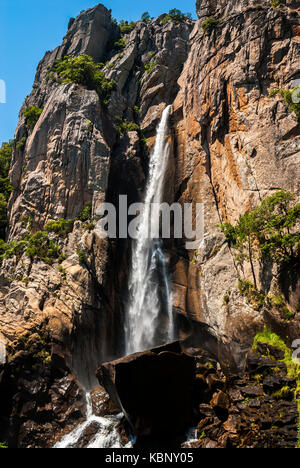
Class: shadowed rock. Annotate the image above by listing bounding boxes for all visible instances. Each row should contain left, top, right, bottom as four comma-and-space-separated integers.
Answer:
97, 342, 195, 442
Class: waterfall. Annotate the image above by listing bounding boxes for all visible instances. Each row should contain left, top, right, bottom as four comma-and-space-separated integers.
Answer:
125, 105, 174, 355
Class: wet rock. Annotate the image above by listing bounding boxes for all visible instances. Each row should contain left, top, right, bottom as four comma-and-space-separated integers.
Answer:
76, 421, 102, 448
90, 386, 119, 417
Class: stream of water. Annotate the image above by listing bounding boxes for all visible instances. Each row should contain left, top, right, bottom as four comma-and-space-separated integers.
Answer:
54, 393, 132, 449
125, 105, 174, 355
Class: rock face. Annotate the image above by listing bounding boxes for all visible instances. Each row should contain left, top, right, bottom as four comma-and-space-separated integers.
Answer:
182, 343, 299, 449
0, 0, 299, 448
97, 342, 196, 443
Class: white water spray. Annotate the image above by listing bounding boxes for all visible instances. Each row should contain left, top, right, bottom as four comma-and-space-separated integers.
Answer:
125, 105, 174, 355
54, 392, 131, 449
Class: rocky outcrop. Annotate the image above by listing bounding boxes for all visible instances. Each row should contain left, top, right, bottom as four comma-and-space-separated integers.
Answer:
183, 342, 299, 449
97, 342, 196, 445
0, 0, 299, 448
171, 0, 300, 346
0, 338, 85, 448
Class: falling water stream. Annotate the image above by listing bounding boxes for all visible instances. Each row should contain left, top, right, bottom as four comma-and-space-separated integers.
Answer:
54, 106, 174, 448
125, 105, 174, 354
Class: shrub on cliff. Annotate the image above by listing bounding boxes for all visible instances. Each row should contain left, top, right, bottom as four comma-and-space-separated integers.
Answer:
23, 106, 43, 130
119, 20, 136, 35
25, 231, 61, 264
115, 117, 140, 135
16, 136, 27, 151
113, 37, 126, 50
201, 17, 221, 34
47, 55, 116, 105
161, 9, 192, 26
220, 190, 300, 287
141, 12, 151, 23
0, 141, 13, 239
269, 87, 300, 124
45, 218, 74, 237
77, 203, 92, 222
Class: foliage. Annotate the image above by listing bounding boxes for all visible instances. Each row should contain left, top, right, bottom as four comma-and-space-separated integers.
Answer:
141, 12, 151, 23
114, 37, 126, 50
201, 17, 221, 34
0, 141, 13, 239
23, 106, 43, 130
0, 202, 93, 267
115, 118, 140, 134
133, 105, 140, 115
145, 59, 157, 74
253, 327, 300, 447
220, 190, 300, 287
0, 194, 8, 240
77, 203, 92, 222
269, 87, 300, 123
16, 136, 27, 151
47, 55, 116, 105
6, 332, 52, 367
45, 218, 74, 237
238, 279, 266, 311
161, 9, 192, 25
86, 120, 94, 134
77, 248, 86, 265
25, 231, 61, 264
119, 20, 136, 35
270, 0, 281, 7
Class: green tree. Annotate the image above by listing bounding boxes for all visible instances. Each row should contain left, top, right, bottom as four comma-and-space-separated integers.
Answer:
119, 20, 136, 34
161, 9, 191, 25
141, 12, 151, 23
48, 55, 116, 105
220, 190, 300, 288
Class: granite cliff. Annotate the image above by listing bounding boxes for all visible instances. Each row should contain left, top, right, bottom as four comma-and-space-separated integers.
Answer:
0, 0, 299, 448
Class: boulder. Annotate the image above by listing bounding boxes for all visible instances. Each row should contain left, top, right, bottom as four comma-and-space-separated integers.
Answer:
97, 342, 195, 440
90, 386, 119, 417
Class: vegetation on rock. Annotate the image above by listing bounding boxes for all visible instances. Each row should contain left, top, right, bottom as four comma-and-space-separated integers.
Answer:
270, 0, 281, 7
6, 331, 52, 367
113, 37, 126, 50
0, 203, 93, 266
141, 12, 151, 23
145, 59, 157, 74
115, 117, 140, 134
16, 136, 27, 151
269, 87, 300, 124
161, 9, 192, 25
23, 106, 43, 130
252, 328, 300, 446
0, 141, 13, 239
201, 17, 221, 34
47, 54, 116, 106
119, 20, 136, 35
220, 190, 300, 287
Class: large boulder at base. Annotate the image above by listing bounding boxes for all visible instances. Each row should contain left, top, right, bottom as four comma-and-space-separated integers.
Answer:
96, 342, 195, 440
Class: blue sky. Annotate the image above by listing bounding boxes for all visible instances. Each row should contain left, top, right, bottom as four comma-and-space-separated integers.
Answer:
0, 0, 197, 145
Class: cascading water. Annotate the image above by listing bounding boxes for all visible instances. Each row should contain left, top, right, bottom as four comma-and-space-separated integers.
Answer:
54, 392, 132, 449
125, 105, 174, 355
54, 106, 174, 448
